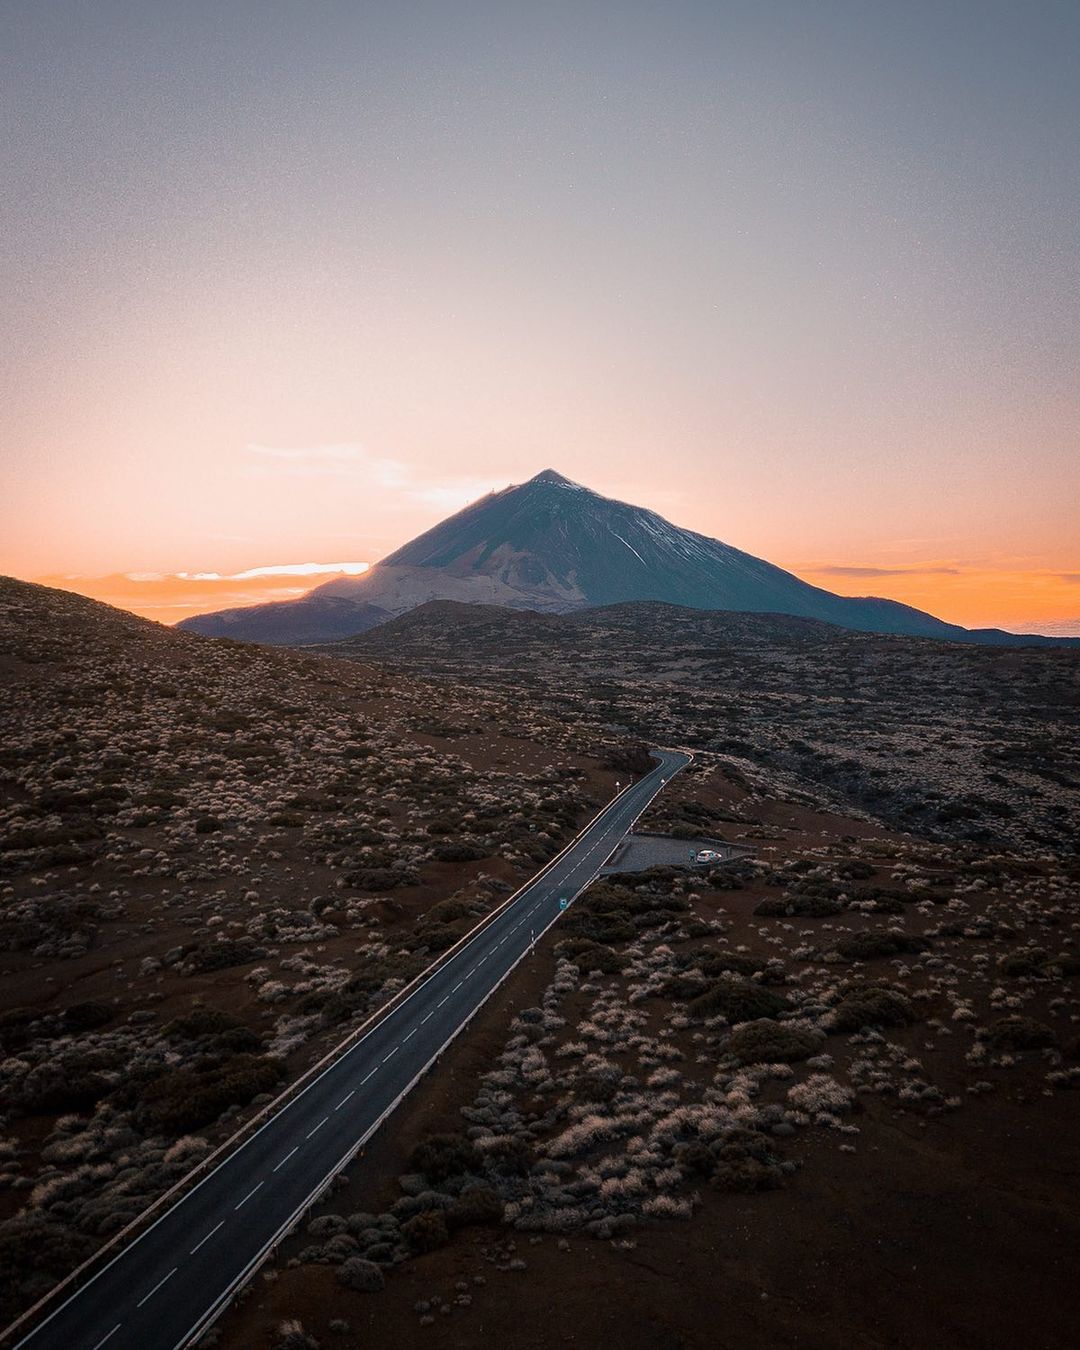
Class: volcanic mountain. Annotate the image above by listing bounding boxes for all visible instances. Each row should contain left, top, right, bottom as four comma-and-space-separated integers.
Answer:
178, 469, 1068, 646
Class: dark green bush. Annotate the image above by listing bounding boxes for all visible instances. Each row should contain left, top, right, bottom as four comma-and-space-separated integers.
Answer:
554, 939, 627, 974
448, 1185, 505, 1229
433, 841, 489, 862
215, 1025, 265, 1053
482, 1135, 533, 1176
987, 1016, 1057, 1051
831, 984, 917, 1031
408, 1132, 479, 1183
133, 1053, 286, 1133
185, 938, 263, 973
754, 894, 844, 918
726, 1018, 825, 1064
698, 952, 766, 979
835, 930, 929, 961
0, 1215, 93, 1322
658, 974, 710, 1001
165, 1006, 241, 1039
401, 1209, 449, 1252
688, 979, 788, 1023
336, 1256, 385, 1291
997, 949, 1048, 978
709, 1129, 786, 1192
559, 909, 636, 944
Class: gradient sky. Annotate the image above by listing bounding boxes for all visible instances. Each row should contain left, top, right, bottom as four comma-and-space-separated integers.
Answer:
2, 0, 1078, 631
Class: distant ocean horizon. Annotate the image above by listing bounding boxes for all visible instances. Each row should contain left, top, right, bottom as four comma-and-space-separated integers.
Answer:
1000, 619, 1080, 637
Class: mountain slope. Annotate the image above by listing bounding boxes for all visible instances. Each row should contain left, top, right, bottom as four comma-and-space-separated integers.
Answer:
179, 469, 1073, 646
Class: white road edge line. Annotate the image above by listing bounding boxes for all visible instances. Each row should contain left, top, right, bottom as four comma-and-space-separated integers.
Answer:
190, 1221, 224, 1255
90, 1325, 121, 1350
234, 1182, 263, 1210
136, 1267, 177, 1308
272, 1147, 298, 1172
335, 1091, 355, 1111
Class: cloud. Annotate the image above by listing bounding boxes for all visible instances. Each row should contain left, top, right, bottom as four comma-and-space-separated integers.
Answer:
245, 443, 410, 485
1058, 573, 1080, 585
816, 564, 961, 578
243, 443, 503, 512
174, 561, 370, 581
410, 479, 501, 513
34, 564, 371, 624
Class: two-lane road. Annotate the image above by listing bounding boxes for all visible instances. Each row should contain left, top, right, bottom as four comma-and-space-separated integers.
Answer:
15, 749, 690, 1350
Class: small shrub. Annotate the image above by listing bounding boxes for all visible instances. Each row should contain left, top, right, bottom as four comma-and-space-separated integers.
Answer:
401, 1209, 449, 1253
754, 894, 844, 918
165, 1007, 241, 1039
448, 1185, 505, 1229
726, 1019, 825, 1064
336, 1256, 385, 1292
831, 985, 917, 1032
987, 1016, 1057, 1051
688, 979, 787, 1023
835, 931, 928, 961
997, 949, 1048, 978
131, 1054, 286, 1133
408, 1133, 479, 1183
273, 1320, 319, 1350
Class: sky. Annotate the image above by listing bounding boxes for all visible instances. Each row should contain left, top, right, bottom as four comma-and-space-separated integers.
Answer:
2, 0, 1077, 632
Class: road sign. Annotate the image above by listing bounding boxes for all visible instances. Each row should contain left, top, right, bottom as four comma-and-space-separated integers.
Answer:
559, 897, 569, 910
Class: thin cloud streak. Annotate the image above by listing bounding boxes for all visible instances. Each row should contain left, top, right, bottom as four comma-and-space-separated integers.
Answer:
243, 444, 503, 512
816, 564, 962, 578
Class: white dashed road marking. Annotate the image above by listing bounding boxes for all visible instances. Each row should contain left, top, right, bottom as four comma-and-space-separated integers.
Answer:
273, 1146, 298, 1172
136, 1268, 177, 1307
305, 1118, 328, 1140
360, 1067, 378, 1084
91, 1325, 122, 1350
190, 1220, 224, 1254
335, 1090, 355, 1110
235, 1182, 263, 1210
402, 1028, 416, 1042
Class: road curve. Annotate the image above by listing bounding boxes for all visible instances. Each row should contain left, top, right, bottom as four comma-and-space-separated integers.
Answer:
14, 749, 690, 1350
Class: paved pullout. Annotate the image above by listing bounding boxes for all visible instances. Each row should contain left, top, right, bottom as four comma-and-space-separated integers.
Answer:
14, 749, 690, 1350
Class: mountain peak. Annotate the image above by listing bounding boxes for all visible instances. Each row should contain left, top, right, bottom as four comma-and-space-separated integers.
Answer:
178, 468, 1068, 648
527, 468, 578, 487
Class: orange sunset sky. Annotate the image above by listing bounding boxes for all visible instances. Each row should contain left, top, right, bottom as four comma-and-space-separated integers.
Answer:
2, 2, 1078, 635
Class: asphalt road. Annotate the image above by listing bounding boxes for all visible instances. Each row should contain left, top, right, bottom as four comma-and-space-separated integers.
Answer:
16, 748, 690, 1350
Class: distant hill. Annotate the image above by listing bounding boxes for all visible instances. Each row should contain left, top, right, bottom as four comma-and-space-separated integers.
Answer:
172, 592, 390, 645
179, 469, 1077, 647
335, 598, 849, 662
